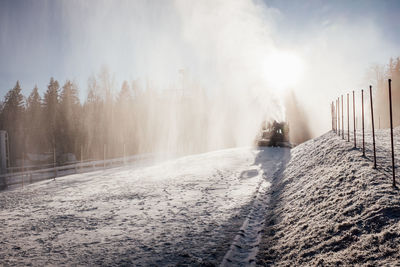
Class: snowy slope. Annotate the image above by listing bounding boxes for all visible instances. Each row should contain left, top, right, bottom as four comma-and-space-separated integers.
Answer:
0, 147, 289, 266
257, 128, 400, 266
2, 128, 399, 266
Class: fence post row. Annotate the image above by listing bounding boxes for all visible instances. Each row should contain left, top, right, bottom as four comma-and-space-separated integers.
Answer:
332, 80, 395, 185
388, 79, 396, 187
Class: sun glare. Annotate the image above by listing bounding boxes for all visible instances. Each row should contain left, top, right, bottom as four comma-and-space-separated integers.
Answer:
264, 50, 304, 90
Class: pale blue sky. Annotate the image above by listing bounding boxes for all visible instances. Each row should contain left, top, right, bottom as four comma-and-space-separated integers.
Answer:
0, 0, 399, 100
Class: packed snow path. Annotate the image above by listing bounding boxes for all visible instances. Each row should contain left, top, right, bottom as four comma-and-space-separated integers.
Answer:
0, 147, 289, 266
220, 178, 272, 266
220, 156, 286, 266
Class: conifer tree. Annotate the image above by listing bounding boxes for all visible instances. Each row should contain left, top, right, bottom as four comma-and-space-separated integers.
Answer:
59, 80, 82, 158
43, 77, 60, 154
58, 81, 83, 158
1, 81, 25, 165
115, 81, 134, 155
83, 76, 105, 159
26, 85, 44, 153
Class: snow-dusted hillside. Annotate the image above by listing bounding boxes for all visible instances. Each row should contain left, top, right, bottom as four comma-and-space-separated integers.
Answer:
257, 128, 400, 266
1, 128, 399, 266
0, 147, 288, 266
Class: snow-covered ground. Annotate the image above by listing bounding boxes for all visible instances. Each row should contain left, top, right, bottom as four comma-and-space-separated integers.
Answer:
2, 127, 400, 266
257, 128, 400, 266
0, 147, 289, 266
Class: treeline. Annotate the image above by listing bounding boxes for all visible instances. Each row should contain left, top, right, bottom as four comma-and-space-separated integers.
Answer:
370, 57, 400, 128
0, 69, 212, 167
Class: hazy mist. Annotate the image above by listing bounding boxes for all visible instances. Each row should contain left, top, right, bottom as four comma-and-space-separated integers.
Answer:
1, 0, 399, 158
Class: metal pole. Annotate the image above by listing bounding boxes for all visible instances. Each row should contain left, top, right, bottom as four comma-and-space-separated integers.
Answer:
342, 95, 344, 139
80, 145, 83, 172
22, 152, 24, 187
123, 143, 126, 164
362, 89, 365, 156
347, 93, 350, 141
330, 102, 332, 131
338, 97, 342, 137
331, 102, 334, 131
353, 90, 356, 148
370, 86, 377, 169
334, 101, 336, 132
333, 100, 336, 132
332, 101, 336, 132
104, 144, 106, 169
379, 116, 381, 129
53, 146, 57, 178
336, 99, 338, 133
388, 79, 396, 186
337, 99, 340, 136
338, 98, 340, 136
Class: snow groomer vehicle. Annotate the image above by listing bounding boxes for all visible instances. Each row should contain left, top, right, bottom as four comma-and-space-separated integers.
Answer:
256, 120, 292, 148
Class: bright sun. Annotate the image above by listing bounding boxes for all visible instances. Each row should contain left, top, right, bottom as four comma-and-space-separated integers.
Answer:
264, 50, 304, 90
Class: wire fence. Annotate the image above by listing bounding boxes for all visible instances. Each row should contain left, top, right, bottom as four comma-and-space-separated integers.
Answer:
0, 153, 158, 189
331, 79, 397, 187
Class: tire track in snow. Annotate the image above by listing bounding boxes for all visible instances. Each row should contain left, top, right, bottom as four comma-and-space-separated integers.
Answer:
220, 162, 281, 266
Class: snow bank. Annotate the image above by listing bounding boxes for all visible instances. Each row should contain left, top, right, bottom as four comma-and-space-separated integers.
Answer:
257, 129, 400, 266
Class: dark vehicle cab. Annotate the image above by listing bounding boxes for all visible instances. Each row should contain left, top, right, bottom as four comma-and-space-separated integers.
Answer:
256, 120, 292, 148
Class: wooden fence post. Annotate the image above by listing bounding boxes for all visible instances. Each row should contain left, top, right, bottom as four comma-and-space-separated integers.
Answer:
388, 79, 396, 186
342, 95, 344, 139
336, 100, 338, 133
362, 89, 365, 156
353, 90, 356, 148
379, 116, 381, 129
124, 143, 127, 165
80, 146, 83, 172
333, 99, 337, 133
336, 98, 340, 137
53, 146, 57, 178
347, 93, 350, 141
104, 144, 106, 169
22, 152, 24, 187
370, 85, 377, 169
331, 102, 334, 131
